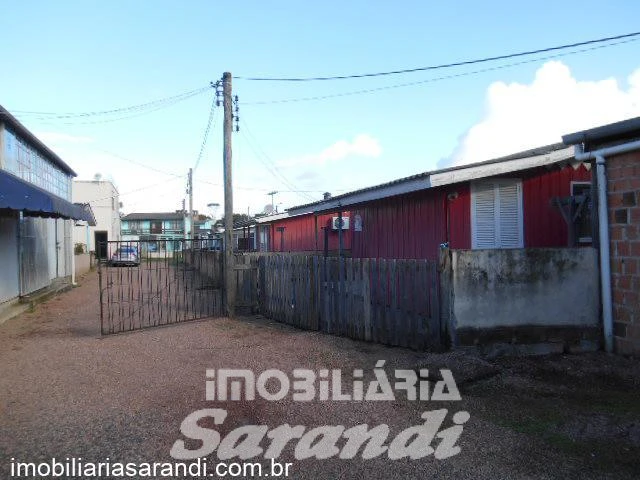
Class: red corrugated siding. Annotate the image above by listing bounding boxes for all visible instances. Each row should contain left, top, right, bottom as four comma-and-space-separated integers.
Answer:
264, 163, 591, 258
522, 164, 592, 247
269, 212, 352, 252
351, 189, 449, 260
447, 183, 472, 250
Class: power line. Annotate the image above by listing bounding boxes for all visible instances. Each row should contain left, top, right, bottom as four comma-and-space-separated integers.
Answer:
11, 85, 211, 119
85, 175, 185, 204
97, 149, 183, 177
242, 39, 638, 105
195, 178, 343, 193
239, 119, 316, 202
193, 96, 218, 171
236, 31, 640, 81
10, 88, 210, 127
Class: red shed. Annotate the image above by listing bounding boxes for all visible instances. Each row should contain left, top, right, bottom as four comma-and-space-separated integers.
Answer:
261, 143, 592, 260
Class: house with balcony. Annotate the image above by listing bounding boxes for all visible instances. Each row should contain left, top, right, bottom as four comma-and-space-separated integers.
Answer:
121, 211, 188, 254
0, 104, 91, 313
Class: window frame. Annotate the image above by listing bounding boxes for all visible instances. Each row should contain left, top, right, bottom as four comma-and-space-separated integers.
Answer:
470, 178, 524, 249
570, 181, 593, 244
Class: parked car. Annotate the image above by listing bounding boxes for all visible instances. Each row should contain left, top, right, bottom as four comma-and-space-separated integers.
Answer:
109, 246, 140, 266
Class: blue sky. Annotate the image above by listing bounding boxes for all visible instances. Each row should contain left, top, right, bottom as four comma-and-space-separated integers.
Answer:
1, 1, 639, 217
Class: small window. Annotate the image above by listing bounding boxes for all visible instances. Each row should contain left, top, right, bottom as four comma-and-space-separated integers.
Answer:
471, 179, 524, 249
571, 182, 592, 244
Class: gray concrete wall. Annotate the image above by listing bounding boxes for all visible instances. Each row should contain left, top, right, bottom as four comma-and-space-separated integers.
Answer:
451, 248, 600, 331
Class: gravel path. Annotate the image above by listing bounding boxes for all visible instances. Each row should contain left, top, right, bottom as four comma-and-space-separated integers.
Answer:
0, 271, 637, 479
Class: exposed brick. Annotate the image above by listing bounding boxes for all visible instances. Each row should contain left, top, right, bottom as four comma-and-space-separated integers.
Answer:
616, 274, 632, 290
614, 209, 629, 224
625, 291, 639, 307
623, 225, 639, 240
623, 191, 637, 206
616, 241, 630, 257
611, 152, 640, 168
614, 305, 631, 323
609, 225, 624, 241
609, 258, 623, 274
631, 207, 640, 225
626, 325, 640, 345
609, 193, 624, 208
609, 179, 628, 192
631, 241, 640, 257
623, 258, 638, 275
613, 290, 626, 304
622, 166, 639, 179
614, 321, 628, 337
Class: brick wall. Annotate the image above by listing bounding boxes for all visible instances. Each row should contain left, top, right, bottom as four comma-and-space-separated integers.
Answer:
608, 150, 640, 355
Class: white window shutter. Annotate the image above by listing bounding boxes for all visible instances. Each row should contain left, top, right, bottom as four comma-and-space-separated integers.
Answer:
472, 183, 497, 248
497, 182, 523, 248
472, 180, 523, 249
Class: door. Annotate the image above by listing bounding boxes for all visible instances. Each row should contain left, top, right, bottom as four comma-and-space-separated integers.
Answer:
95, 231, 108, 260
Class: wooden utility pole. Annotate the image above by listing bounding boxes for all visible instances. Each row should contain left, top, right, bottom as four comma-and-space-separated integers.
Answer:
188, 167, 194, 241
223, 72, 235, 317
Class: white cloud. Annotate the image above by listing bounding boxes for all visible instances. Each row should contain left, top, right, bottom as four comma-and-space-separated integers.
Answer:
278, 134, 382, 167
35, 131, 94, 144
448, 61, 640, 166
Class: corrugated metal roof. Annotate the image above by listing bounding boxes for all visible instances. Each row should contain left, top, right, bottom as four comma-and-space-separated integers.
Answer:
287, 142, 574, 215
0, 105, 77, 177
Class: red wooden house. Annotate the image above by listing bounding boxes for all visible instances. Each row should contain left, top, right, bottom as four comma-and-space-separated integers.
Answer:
257, 143, 592, 260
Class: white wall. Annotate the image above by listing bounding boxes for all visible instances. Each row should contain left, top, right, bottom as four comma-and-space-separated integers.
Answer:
72, 180, 121, 251
0, 215, 19, 303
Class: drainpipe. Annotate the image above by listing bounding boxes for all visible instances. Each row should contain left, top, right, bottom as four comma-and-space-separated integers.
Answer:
573, 139, 640, 353
71, 221, 77, 287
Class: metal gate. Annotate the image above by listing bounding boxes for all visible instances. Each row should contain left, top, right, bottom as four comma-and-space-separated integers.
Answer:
98, 239, 223, 335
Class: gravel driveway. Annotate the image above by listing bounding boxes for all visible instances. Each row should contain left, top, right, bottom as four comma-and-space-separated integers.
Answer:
0, 271, 638, 479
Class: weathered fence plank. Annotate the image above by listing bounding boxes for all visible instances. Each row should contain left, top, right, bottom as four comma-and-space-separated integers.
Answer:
234, 253, 440, 351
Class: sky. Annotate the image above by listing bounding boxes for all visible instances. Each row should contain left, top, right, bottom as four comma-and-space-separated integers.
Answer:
1, 1, 640, 218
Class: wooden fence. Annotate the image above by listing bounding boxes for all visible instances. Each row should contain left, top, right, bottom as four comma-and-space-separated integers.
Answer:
184, 252, 442, 350
257, 255, 441, 350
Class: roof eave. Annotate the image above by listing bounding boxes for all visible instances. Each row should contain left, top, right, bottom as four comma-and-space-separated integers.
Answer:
288, 145, 576, 215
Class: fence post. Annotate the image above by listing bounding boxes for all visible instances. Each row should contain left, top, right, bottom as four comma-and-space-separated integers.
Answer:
438, 247, 452, 349
362, 259, 371, 341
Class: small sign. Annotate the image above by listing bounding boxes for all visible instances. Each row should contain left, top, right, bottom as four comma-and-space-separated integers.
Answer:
354, 214, 363, 232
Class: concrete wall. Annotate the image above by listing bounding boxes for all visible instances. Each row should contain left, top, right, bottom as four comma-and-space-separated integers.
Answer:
72, 180, 120, 251
0, 215, 19, 303
446, 247, 600, 351
607, 150, 640, 355
74, 252, 91, 277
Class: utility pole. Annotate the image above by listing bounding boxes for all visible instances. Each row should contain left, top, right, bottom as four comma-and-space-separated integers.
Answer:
267, 191, 278, 212
188, 167, 194, 241
223, 72, 235, 317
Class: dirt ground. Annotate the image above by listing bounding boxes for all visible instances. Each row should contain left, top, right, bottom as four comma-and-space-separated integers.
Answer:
0, 271, 639, 479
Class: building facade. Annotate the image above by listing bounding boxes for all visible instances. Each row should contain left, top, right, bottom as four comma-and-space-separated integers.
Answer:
72, 180, 120, 258
563, 117, 640, 356
121, 212, 189, 254
259, 144, 591, 260
0, 105, 89, 306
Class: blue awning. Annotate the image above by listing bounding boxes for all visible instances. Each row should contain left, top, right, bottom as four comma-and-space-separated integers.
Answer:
0, 169, 91, 221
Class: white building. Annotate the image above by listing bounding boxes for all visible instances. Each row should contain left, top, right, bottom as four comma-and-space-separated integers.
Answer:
72, 180, 120, 258
0, 105, 90, 308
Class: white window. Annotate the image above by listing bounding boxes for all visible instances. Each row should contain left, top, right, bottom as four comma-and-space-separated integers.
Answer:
471, 179, 524, 249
